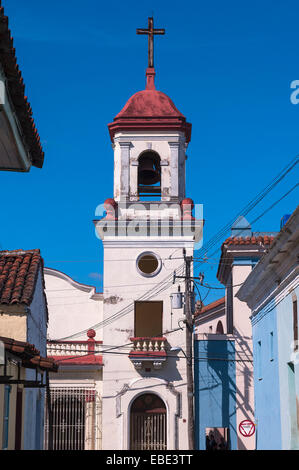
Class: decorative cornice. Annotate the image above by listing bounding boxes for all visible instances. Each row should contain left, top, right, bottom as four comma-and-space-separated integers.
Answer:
237, 208, 299, 307
119, 141, 131, 148
113, 134, 186, 143
251, 270, 299, 326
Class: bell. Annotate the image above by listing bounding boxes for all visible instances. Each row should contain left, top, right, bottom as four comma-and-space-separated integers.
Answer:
138, 157, 160, 185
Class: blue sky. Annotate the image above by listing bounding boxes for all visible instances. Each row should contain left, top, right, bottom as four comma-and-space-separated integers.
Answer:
1, 0, 298, 303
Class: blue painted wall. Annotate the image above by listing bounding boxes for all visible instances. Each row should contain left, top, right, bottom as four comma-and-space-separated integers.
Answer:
252, 304, 282, 449
252, 284, 299, 449
194, 339, 237, 450
276, 284, 299, 450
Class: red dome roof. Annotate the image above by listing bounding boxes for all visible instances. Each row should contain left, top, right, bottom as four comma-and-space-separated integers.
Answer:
115, 89, 184, 119
108, 68, 192, 142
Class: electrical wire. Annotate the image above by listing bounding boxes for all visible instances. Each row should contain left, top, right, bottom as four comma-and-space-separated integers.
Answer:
50, 156, 298, 341
50, 325, 183, 361
47, 256, 187, 264
194, 182, 299, 276
52, 343, 253, 364
193, 155, 298, 272
202, 281, 244, 290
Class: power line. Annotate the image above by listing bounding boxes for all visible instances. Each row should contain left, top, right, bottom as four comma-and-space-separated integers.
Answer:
51, 156, 298, 341
194, 182, 299, 274
51, 325, 183, 358
51, 344, 253, 364
202, 282, 244, 290
250, 183, 298, 226
193, 155, 298, 271
46, 256, 187, 264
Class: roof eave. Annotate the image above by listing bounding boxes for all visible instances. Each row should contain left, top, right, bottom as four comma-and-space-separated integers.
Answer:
0, 3, 44, 169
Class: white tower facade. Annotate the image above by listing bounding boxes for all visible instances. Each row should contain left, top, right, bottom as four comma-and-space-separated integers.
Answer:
96, 54, 202, 449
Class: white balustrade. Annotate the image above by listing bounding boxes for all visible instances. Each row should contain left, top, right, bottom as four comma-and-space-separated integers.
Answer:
47, 342, 89, 357
131, 338, 165, 353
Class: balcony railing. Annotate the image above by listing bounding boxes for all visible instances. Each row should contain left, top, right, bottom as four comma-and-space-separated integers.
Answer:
47, 341, 102, 357
130, 337, 166, 353
47, 330, 103, 367
129, 337, 167, 370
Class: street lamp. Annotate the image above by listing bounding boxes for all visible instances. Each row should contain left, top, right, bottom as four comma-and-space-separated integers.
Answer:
170, 346, 190, 363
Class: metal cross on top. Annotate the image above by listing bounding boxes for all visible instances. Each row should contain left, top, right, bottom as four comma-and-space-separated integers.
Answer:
137, 17, 165, 68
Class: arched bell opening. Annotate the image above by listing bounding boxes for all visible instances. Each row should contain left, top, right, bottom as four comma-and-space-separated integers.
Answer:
130, 393, 167, 450
138, 150, 161, 199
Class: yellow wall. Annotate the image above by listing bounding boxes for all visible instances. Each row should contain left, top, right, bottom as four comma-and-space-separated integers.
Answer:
0, 306, 27, 342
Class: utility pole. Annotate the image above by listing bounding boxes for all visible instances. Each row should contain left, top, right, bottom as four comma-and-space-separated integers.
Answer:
184, 249, 195, 450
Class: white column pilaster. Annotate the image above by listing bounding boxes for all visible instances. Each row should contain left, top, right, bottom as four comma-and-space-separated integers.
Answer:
161, 159, 170, 202
119, 142, 131, 201
168, 142, 180, 201
130, 158, 139, 201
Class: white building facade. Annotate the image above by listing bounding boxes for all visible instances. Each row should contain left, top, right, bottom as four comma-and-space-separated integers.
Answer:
44, 268, 103, 450
95, 65, 203, 450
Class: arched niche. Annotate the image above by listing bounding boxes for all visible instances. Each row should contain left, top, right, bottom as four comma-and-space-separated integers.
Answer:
130, 393, 167, 450
137, 150, 161, 199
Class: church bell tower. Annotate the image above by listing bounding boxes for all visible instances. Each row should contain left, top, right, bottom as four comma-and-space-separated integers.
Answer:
95, 17, 203, 450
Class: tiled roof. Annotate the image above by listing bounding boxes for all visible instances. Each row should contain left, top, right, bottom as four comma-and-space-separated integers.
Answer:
223, 235, 275, 246
0, 2, 44, 168
217, 234, 275, 284
0, 336, 58, 371
0, 249, 43, 305
195, 297, 225, 317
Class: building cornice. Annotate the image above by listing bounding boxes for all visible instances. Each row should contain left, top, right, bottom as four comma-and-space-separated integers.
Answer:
251, 270, 299, 326
236, 206, 299, 311
217, 246, 267, 285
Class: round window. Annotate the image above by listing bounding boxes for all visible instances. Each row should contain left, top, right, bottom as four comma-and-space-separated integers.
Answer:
136, 252, 161, 277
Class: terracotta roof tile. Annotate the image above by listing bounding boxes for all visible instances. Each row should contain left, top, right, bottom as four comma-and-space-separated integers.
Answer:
0, 336, 58, 372
0, 2, 44, 167
223, 235, 275, 247
0, 249, 42, 305
195, 297, 225, 317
